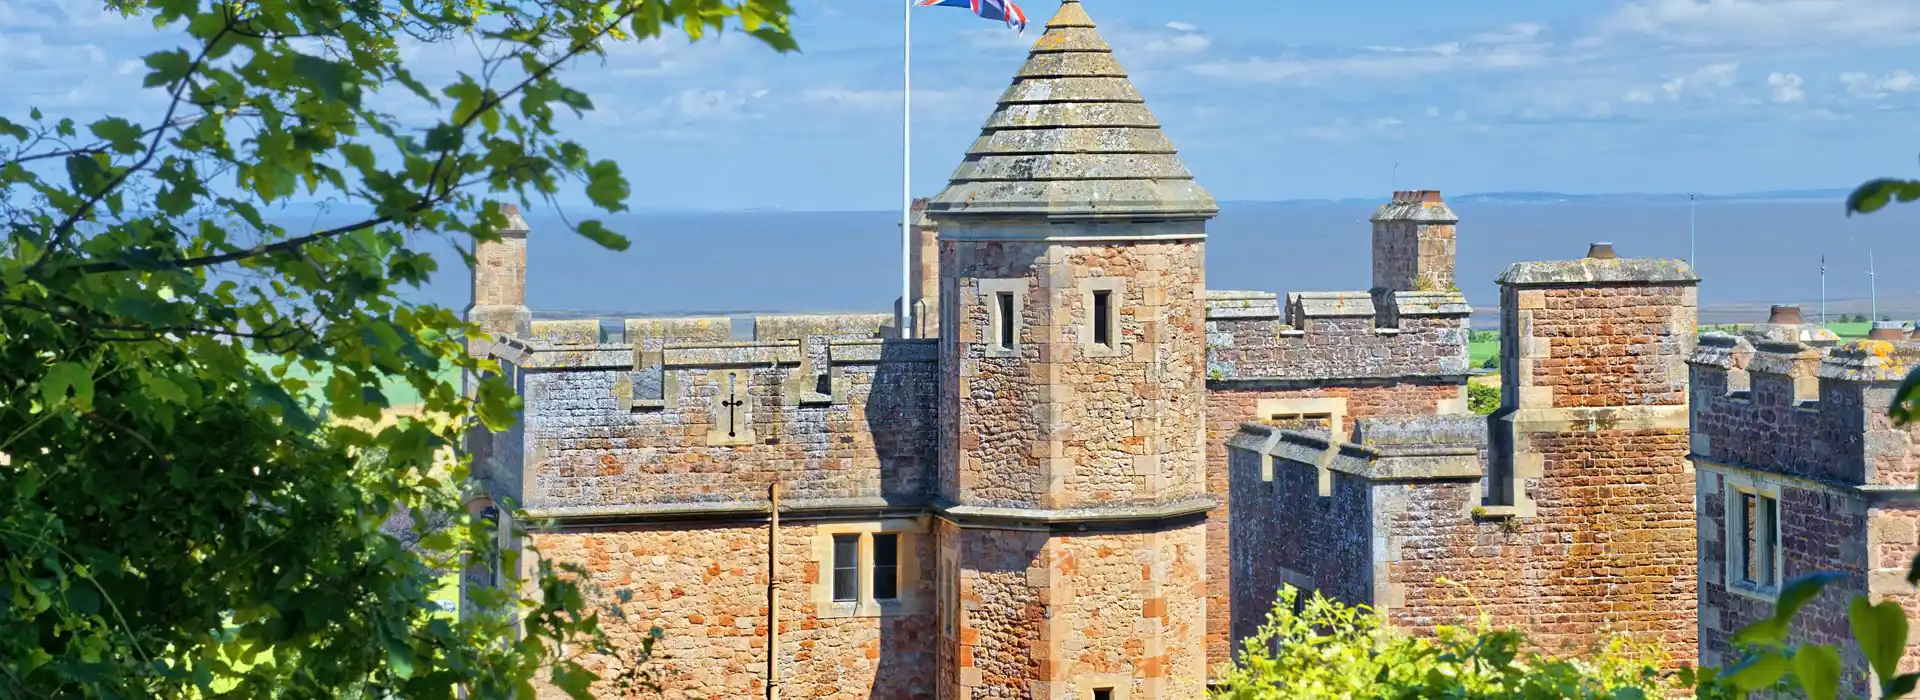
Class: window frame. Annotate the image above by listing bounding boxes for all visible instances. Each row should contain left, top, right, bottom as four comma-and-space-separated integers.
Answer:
1723, 478, 1783, 602
831, 533, 860, 602
812, 521, 925, 619
978, 279, 1026, 359
1079, 278, 1128, 358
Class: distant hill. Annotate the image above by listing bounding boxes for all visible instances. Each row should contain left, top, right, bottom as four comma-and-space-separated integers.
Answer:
1220, 188, 1855, 208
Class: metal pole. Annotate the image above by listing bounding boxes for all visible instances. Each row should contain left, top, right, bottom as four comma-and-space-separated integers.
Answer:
1820, 255, 1827, 328
1688, 192, 1696, 269
900, 0, 914, 340
767, 483, 781, 700
1870, 249, 1879, 322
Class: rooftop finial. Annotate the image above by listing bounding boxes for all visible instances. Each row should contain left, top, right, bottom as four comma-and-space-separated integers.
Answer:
1585, 242, 1618, 260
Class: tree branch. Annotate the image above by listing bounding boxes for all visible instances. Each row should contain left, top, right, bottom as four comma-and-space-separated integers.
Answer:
31, 19, 235, 273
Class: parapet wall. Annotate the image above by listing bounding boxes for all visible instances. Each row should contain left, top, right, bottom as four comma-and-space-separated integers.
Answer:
1225, 417, 1486, 643
1689, 334, 1920, 486
485, 312, 939, 518
1203, 289, 1471, 383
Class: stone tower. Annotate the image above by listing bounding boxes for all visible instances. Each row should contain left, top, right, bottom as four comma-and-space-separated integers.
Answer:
926, 1, 1214, 697
467, 203, 533, 341
1370, 189, 1458, 293
908, 197, 941, 339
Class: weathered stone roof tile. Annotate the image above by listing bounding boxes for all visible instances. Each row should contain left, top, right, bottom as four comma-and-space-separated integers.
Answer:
926, 0, 1217, 221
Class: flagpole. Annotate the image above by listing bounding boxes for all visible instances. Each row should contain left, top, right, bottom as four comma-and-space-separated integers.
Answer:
1820, 255, 1827, 328
900, 0, 914, 339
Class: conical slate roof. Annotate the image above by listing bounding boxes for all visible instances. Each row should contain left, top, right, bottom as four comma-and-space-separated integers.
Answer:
925, 0, 1217, 222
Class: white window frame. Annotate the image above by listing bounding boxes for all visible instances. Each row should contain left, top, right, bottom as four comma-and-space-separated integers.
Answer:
1723, 477, 1783, 602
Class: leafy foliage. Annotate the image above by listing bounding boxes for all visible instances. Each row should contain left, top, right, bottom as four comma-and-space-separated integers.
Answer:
1212, 586, 1674, 699
0, 0, 793, 696
1469, 382, 1500, 414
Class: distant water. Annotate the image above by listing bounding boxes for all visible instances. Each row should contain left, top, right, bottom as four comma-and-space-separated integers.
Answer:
360, 200, 1920, 326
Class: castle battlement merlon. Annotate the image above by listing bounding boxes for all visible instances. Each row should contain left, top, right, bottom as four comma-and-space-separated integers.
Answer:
1205, 288, 1471, 383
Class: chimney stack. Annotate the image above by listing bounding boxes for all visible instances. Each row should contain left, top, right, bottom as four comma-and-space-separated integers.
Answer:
1766, 305, 1805, 326
1585, 242, 1618, 260
1868, 321, 1907, 341
1370, 189, 1459, 293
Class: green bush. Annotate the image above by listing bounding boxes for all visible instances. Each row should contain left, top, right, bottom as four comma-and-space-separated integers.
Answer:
1469, 382, 1501, 414
1212, 586, 1673, 699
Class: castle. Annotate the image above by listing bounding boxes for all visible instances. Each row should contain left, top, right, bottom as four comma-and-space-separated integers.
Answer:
458, 1, 1920, 697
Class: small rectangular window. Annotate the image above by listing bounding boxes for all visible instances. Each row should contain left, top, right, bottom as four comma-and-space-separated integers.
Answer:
872, 534, 900, 601
832, 534, 859, 602
997, 292, 1015, 350
1092, 290, 1112, 347
1735, 491, 1779, 590
1093, 689, 1114, 700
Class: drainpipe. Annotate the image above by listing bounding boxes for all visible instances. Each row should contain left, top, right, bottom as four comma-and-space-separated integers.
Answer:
767, 483, 781, 700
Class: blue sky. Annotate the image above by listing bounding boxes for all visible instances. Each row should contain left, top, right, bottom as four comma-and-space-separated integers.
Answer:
5, 0, 1920, 211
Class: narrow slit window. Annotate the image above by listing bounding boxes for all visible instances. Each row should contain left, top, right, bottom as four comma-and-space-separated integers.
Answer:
872, 534, 900, 601
831, 534, 859, 602
997, 292, 1016, 350
1759, 496, 1779, 588
1093, 689, 1114, 700
1092, 290, 1113, 347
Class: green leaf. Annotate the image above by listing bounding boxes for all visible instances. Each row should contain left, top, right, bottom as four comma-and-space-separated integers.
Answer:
88, 117, 146, 155
41, 362, 95, 411
1793, 645, 1842, 700
748, 26, 800, 53
1725, 650, 1789, 691
1850, 595, 1909, 683
1890, 672, 1920, 699
574, 220, 629, 252
1776, 572, 1846, 625
141, 48, 193, 88
583, 160, 628, 212
1847, 178, 1920, 216
1733, 618, 1787, 647
1893, 368, 1920, 427
0, 117, 27, 141
292, 54, 355, 105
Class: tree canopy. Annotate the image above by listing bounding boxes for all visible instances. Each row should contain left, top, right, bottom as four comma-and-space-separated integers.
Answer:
0, 0, 793, 696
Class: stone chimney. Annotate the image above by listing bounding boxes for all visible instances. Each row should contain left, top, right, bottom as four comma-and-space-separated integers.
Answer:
468, 203, 533, 342
1370, 189, 1459, 293
1768, 305, 1805, 326
1869, 321, 1907, 341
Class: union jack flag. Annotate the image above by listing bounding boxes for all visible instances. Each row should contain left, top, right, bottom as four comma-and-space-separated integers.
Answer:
917, 0, 1029, 34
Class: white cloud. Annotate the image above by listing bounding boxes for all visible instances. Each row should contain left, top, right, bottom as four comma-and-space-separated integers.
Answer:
1425, 105, 1441, 117
1765, 72, 1804, 103
1840, 70, 1920, 98
662, 89, 764, 121
1189, 39, 1549, 84
1658, 62, 1739, 100
1144, 33, 1211, 53
1596, 0, 1920, 48
1471, 23, 1545, 44
1165, 21, 1198, 32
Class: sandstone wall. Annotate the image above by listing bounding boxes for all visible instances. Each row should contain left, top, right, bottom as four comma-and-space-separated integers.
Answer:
1200, 289, 1470, 671
1689, 336, 1920, 689
941, 238, 1208, 511
497, 316, 938, 514
531, 522, 937, 700
952, 524, 1208, 700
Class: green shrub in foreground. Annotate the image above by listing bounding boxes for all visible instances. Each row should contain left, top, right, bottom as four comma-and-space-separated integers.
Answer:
1212, 586, 1672, 699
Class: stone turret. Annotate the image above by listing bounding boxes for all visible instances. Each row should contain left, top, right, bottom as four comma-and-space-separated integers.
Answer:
467, 203, 533, 341
926, 1, 1213, 697
905, 197, 940, 339
1370, 189, 1458, 294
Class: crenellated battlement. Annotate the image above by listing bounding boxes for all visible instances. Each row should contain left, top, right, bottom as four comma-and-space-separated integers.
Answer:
1689, 332, 1920, 485
1203, 288, 1471, 383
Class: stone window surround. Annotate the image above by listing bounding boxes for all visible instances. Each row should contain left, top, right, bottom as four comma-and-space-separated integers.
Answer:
1079, 277, 1128, 358
1722, 472, 1783, 603
978, 278, 1027, 358
1254, 397, 1348, 442
811, 519, 927, 619
1076, 674, 1132, 700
